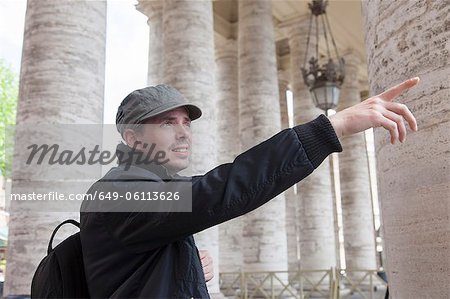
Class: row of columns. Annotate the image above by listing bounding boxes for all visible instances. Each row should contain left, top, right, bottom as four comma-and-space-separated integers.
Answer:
6, 1, 448, 298
3, 0, 374, 295
139, 0, 379, 293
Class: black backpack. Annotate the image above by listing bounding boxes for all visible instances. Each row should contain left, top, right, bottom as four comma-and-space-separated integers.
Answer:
31, 219, 90, 298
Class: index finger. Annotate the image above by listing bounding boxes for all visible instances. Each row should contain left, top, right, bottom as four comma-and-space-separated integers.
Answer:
379, 77, 420, 101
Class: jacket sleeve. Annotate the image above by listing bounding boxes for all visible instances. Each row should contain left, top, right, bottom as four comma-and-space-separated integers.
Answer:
99, 114, 342, 253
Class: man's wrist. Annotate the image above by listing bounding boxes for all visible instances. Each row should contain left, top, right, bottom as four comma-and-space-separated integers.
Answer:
327, 114, 343, 138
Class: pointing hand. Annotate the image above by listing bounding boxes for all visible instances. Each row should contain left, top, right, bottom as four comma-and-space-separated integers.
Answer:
328, 77, 419, 144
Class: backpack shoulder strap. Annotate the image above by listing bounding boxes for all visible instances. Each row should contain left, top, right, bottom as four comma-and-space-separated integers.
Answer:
48, 219, 80, 254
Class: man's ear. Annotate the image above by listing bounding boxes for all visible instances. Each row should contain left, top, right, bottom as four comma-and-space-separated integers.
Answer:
123, 129, 140, 149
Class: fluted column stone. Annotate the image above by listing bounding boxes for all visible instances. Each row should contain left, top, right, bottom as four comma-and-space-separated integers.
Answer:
4, 0, 106, 295
362, 1, 450, 297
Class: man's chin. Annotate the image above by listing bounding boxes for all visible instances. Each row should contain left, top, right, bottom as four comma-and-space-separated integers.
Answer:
164, 158, 190, 175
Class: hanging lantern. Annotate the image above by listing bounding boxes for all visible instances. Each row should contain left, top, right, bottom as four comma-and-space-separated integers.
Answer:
301, 0, 345, 111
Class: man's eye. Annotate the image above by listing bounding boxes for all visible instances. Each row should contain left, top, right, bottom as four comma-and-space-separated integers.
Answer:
184, 122, 191, 128
161, 122, 174, 127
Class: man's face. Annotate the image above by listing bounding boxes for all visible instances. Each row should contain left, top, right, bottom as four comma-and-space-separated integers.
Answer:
133, 107, 192, 174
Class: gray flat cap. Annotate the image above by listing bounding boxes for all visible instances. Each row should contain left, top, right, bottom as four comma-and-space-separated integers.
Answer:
116, 84, 202, 135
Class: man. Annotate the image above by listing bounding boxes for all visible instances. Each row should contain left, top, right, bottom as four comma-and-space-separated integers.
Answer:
80, 78, 419, 298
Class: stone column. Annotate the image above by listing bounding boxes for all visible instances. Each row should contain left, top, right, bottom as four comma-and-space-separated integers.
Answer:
337, 51, 377, 274
162, 1, 222, 296
137, 0, 164, 85
285, 185, 299, 278
278, 69, 290, 129
4, 0, 106, 296
238, 0, 288, 278
278, 69, 299, 277
362, 1, 450, 297
286, 17, 337, 273
214, 36, 242, 295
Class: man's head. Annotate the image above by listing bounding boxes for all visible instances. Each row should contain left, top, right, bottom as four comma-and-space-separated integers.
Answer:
116, 84, 202, 174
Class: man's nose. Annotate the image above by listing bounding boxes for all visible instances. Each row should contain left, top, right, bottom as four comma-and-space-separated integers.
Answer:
175, 124, 190, 139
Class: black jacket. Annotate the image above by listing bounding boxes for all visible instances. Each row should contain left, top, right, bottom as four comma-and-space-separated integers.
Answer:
80, 114, 342, 298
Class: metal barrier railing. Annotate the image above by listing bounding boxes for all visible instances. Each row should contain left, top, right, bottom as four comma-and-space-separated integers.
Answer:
336, 269, 388, 299
220, 269, 334, 298
219, 268, 388, 299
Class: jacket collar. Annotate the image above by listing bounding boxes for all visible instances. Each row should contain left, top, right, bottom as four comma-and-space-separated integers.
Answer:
115, 142, 174, 179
